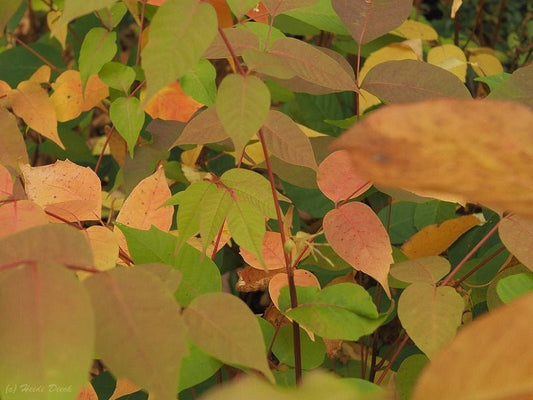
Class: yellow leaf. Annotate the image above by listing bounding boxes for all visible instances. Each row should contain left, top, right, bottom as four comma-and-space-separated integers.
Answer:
451, 0, 463, 18
413, 293, 533, 400
359, 43, 418, 83
29, 65, 51, 83
469, 53, 504, 77
428, 44, 467, 82
181, 145, 203, 167
84, 226, 119, 272
47, 10, 67, 49
50, 70, 84, 122
359, 89, 381, 114
392, 20, 438, 41
8, 80, 63, 149
333, 99, 533, 219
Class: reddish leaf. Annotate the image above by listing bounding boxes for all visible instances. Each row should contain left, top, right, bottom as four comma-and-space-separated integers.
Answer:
173, 106, 228, 146
332, 0, 413, 44
114, 168, 174, 254
21, 159, 102, 222
498, 215, 533, 272
323, 202, 392, 297
0, 200, 49, 238
144, 81, 203, 122
8, 80, 63, 149
317, 150, 371, 203
240, 231, 287, 270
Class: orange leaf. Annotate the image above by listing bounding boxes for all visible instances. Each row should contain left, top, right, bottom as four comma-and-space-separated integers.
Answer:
76, 384, 98, 400
0, 80, 11, 97
317, 150, 371, 203
236, 265, 284, 292
82, 74, 109, 112
21, 160, 102, 222
109, 378, 156, 400
114, 167, 174, 254
0, 200, 49, 238
245, 2, 269, 23
268, 269, 320, 312
207, 0, 234, 28
8, 80, 63, 149
323, 202, 392, 297
0, 164, 13, 199
401, 215, 483, 259
333, 99, 533, 218
240, 231, 288, 270
144, 81, 203, 122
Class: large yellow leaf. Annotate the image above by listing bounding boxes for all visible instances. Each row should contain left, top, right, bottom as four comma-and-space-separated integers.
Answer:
401, 215, 483, 258
8, 80, 63, 149
427, 44, 467, 82
21, 160, 102, 222
114, 168, 173, 254
333, 99, 533, 218
412, 292, 533, 399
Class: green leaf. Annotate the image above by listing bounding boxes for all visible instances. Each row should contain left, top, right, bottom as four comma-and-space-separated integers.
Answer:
0, 263, 94, 400
475, 72, 511, 91
268, 37, 357, 93
377, 201, 418, 245
496, 272, 533, 303
283, 0, 350, 35
110, 96, 145, 156
285, 283, 387, 340
78, 27, 117, 88
227, 0, 259, 19
227, 199, 266, 265
390, 256, 451, 285
396, 354, 429, 400
141, 0, 218, 102
221, 168, 279, 218
181, 59, 217, 106
398, 283, 464, 358
198, 187, 233, 252
183, 292, 274, 382
272, 325, 325, 369
216, 74, 271, 157
84, 268, 188, 400
116, 224, 178, 264
362, 60, 472, 102
332, 0, 412, 44
179, 341, 222, 391
0, 1, 22, 36
53, 0, 118, 33
98, 61, 136, 92
414, 200, 457, 230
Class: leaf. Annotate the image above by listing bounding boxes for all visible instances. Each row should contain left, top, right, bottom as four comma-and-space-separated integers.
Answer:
0, 1, 22, 37
487, 64, 533, 108
317, 150, 371, 203
469, 52, 504, 77
0, 108, 29, 170
179, 341, 222, 391
332, 98, 533, 219
236, 266, 284, 292
221, 168, 282, 218
144, 81, 202, 122
268, 37, 357, 92
84, 267, 187, 400
496, 272, 533, 303
114, 168, 173, 254
285, 283, 388, 340
183, 292, 274, 382
226, 0, 258, 19
29, 65, 51, 83
197, 186, 232, 252
268, 269, 321, 312
283, 0, 349, 35
412, 293, 533, 399
0, 263, 94, 400
240, 231, 288, 270
262, 110, 318, 170
21, 159, 102, 222
390, 256, 451, 285
181, 58, 217, 106
98, 61, 135, 92
0, 200, 49, 238
498, 215, 533, 271
173, 106, 228, 146
413, 200, 458, 230
8, 80, 63, 149
110, 96, 145, 157
78, 27, 117, 88
50, 70, 84, 122
451, 0, 462, 18
84, 226, 119, 272
427, 44, 467, 82
323, 202, 392, 297
141, 0, 217, 102
392, 20, 438, 41
47, 10, 67, 48
203, 27, 260, 59
395, 354, 429, 400
0, 164, 12, 199
227, 199, 266, 265
262, 0, 319, 15
362, 60, 471, 102
401, 215, 482, 259
272, 324, 325, 369
53, 0, 117, 32
359, 43, 418, 82
332, 0, 413, 44
81, 74, 109, 111
398, 283, 464, 358
216, 74, 271, 157
0, 224, 94, 267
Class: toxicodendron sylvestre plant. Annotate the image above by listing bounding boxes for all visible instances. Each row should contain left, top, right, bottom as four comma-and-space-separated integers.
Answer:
0, 0, 532, 399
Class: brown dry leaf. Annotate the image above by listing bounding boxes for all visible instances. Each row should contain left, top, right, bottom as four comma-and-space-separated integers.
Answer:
412, 292, 533, 400
29, 65, 51, 83
8, 80, 63, 149
144, 81, 203, 122
0, 200, 49, 238
114, 167, 174, 254
21, 160, 102, 222
333, 98, 533, 219
401, 215, 482, 258
236, 265, 284, 292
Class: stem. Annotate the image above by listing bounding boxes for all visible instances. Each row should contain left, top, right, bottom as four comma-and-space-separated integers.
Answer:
491, 0, 508, 47
9, 34, 62, 73
94, 126, 115, 173
218, 26, 246, 76
452, 245, 506, 288
376, 334, 409, 385
440, 222, 500, 287
136, 0, 147, 66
